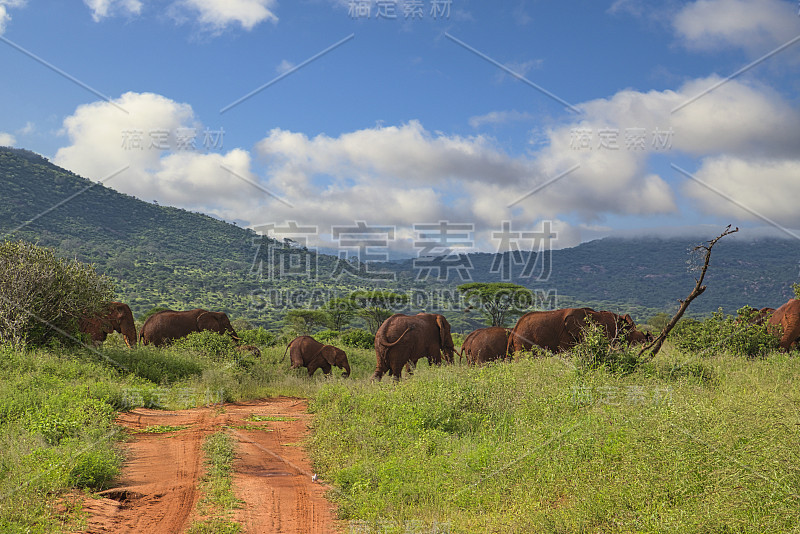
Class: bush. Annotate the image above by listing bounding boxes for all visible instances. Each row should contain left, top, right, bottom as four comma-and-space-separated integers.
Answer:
238, 327, 277, 347
339, 329, 374, 349
673, 307, 779, 358
172, 331, 237, 360
0, 241, 115, 346
572, 319, 640, 375
315, 329, 341, 344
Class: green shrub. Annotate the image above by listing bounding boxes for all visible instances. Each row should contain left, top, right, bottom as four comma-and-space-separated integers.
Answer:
673, 307, 779, 358
339, 329, 374, 349
68, 447, 121, 489
238, 327, 277, 347
572, 319, 640, 375
0, 241, 115, 346
315, 329, 341, 344
172, 331, 237, 360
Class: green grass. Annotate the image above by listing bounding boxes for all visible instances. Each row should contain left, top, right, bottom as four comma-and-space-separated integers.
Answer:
0, 332, 363, 531
3, 329, 798, 533
245, 414, 296, 422
309, 347, 800, 533
187, 431, 242, 534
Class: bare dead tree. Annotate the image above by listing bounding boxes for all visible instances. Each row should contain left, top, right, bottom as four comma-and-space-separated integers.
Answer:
638, 225, 739, 362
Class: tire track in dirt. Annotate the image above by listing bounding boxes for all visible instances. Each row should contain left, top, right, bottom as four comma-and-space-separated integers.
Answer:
80, 397, 338, 534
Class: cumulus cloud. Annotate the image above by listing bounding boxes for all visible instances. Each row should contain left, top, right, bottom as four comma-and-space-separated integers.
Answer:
54, 92, 260, 220
173, 0, 278, 32
251, 119, 680, 249
51, 73, 800, 252
0, 0, 25, 35
83, 0, 142, 22
682, 156, 800, 227
469, 110, 536, 129
673, 0, 800, 54
0, 132, 16, 146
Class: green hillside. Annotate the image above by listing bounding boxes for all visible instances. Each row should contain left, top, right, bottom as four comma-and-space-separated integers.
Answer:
1, 147, 797, 327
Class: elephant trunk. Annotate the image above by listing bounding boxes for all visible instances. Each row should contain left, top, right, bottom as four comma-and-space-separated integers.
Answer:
341, 361, 351, 378
442, 346, 455, 364
122, 324, 137, 348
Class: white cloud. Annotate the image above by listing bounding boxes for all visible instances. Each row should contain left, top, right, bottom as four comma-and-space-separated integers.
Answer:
50, 74, 800, 252
173, 0, 278, 32
276, 59, 294, 74
0, 0, 25, 35
469, 110, 535, 128
682, 156, 800, 227
16, 121, 34, 135
494, 59, 544, 84
83, 0, 142, 22
251, 119, 679, 249
0, 132, 16, 146
673, 0, 800, 54
53, 92, 260, 220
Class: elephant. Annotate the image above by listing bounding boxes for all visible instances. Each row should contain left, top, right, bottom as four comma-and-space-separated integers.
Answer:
284, 336, 350, 377
767, 299, 800, 350
507, 307, 649, 355
596, 310, 652, 344
79, 301, 137, 348
745, 307, 776, 326
140, 308, 240, 347
461, 326, 511, 365
372, 313, 455, 381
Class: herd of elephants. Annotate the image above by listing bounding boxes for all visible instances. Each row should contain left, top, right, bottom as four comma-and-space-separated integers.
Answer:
79, 298, 800, 381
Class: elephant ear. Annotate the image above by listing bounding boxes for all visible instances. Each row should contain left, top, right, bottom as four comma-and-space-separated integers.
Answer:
320, 345, 337, 365
619, 314, 635, 329
196, 312, 219, 331
436, 315, 452, 348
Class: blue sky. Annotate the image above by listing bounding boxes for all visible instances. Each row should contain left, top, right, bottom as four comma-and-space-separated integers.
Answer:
1, 0, 799, 254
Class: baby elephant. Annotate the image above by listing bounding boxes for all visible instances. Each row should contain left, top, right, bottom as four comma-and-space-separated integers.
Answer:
285, 336, 351, 377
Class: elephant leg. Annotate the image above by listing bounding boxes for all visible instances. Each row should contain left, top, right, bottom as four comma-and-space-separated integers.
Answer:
306, 357, 323, 376
389, 360, 405, 381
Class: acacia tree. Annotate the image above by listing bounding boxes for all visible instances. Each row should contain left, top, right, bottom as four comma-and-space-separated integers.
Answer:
458, 282, 533, 327
322, 297, 357, 331
285, 309, 330, 336
349, 290, 409, 333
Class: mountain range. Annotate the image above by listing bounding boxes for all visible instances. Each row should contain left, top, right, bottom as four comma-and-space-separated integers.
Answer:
1, 146, 797, 330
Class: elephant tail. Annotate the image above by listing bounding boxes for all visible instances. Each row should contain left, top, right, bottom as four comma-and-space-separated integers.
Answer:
376, 327, 413, 348
283, 340, 293, 360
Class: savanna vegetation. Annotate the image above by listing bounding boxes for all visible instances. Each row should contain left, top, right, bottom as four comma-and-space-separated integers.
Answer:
2, 149, 800, 532
2, 292, 798, 532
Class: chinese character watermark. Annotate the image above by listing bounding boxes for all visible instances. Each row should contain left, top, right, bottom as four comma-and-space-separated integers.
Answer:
121, 127, 224, 151
348, 518, 451, 533
569, 385, 673, 407
569, 127, 673, 151
331, 221, 396, 281
251, 222, 319, 282
413, 221, 474, 281
348, 0, 451, 19
491, 220, 555, 282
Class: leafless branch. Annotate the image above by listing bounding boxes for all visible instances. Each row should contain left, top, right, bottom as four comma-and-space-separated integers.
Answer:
638, 225, 739, 361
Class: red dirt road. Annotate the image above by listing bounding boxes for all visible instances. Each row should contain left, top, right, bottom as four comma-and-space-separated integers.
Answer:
81, 397, 338, 533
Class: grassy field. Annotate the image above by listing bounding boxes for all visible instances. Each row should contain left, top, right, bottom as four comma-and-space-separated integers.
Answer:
0, 333, 798, 533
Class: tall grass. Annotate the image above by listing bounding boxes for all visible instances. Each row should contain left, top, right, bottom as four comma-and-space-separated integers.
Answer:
309, 348, 800, 533
3, 328, 798, 533
0, 331, 367, 531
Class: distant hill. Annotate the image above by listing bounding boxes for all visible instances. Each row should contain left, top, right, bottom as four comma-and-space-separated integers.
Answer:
1, 147, 797, 329
386, 235, 799, 318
